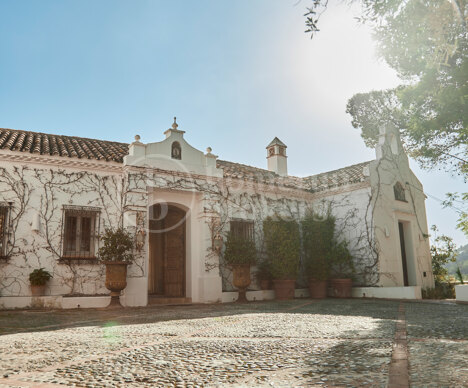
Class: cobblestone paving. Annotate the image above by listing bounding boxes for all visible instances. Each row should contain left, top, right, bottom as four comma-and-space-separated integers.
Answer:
405, 302, 468, 387
0, 299, 466, 387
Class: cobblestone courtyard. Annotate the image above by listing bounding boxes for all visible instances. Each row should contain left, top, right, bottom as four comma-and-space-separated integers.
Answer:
0, 299, 467, 387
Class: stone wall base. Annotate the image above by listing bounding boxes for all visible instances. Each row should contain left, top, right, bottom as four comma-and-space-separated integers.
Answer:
352, 286, 422, 300
455, 285, 468, 303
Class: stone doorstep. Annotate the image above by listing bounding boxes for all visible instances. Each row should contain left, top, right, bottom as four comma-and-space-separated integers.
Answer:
147, 296, 192, 305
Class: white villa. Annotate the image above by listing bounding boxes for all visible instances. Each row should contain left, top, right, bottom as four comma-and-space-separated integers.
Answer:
0, 119, 434, 309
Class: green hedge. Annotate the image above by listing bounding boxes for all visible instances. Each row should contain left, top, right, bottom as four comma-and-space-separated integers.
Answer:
302, 211, 335, 280
263, 217, 300, 280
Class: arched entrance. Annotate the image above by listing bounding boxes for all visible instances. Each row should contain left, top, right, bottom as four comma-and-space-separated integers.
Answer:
148, 204, 186, 297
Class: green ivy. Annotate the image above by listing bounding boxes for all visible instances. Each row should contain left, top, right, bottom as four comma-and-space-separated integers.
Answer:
97, 228, 135, 263
263, 217, 300, 280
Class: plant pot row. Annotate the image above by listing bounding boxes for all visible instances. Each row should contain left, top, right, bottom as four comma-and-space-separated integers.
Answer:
238, 271, 353, 300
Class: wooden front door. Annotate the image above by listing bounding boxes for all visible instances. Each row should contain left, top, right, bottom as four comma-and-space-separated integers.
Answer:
148, 205, 186, 297
164, 208, 185, 296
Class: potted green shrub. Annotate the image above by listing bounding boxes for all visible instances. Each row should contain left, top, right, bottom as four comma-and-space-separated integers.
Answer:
302, 211, 335, 299
329, 240, 355, 298
29, 268, 52, 296
263, 217, 300, 300
223, 231, 257, 302
98, 227, 135, 307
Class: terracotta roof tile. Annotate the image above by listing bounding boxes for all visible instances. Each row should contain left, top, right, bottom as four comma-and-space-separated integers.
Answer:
0, 127, 371, 191
0, 128, 129, 162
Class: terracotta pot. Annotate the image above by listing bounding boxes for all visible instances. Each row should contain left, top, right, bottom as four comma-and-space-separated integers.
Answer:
273, 279, 295, 300
308, 278, 327, 299
259, 279, 271, 290
330, 278, 352, 298
104, 261, 128, 307
232, 264, 251, 303
30, 284, 46, 296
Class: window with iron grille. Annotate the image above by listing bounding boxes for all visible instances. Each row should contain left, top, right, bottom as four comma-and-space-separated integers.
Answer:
230, 220, 254, 241
0, 205, 10, 257
62, 207, 100, 258
394, 182, 407, 202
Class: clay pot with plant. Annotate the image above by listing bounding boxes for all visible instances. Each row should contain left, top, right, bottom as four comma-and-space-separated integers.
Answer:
329, 240, 355, 298
98, 227, 135, 307
29, 268, 52, 296
263, 217, 301, 300
302, 211, 335, 299
223, 231, 257, 302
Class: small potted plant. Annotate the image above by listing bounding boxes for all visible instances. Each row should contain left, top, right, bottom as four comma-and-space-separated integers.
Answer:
223, 231, 257, 302
329, 240, 355, 298
29, 268, 52, 296
302, 212, 335, 299
263, 217, 300, 300
98, 227, 135, 307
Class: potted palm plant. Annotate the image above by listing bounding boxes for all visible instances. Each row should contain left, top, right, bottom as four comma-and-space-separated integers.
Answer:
223, 231, 257, 302
263, 217, 300, 300
329, 240, 355, 298
98, 227, 135, 307
302, 211, 335, 299
29, 268, 52, 296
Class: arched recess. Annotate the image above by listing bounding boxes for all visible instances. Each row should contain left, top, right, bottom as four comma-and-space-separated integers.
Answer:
148, 203, 187, 297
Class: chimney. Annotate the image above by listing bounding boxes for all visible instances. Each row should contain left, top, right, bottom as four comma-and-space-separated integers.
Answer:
266, 137, 287, 176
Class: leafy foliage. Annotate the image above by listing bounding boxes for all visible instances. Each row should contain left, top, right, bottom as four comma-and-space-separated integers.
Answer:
422, 283, 455, 299
328, 240, 355, 278
29, 268, 52, 286
263, 217, 301, 280
302, 210, 335, 280
97, 228, 135, 263
306, 0, 467, 238
430, 225, 458, 283
223, 232, 257, 266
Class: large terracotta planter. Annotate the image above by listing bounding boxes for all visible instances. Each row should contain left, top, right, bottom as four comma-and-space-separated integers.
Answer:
104, 261, 128, 307
30, 285, 46, 296
273, 279, 295, 300
308, 278, 327, 299
330, 278, 352, 298
232, 264, 251, 303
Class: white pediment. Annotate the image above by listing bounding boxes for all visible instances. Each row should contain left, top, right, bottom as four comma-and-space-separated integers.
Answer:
123, 119, 222, 177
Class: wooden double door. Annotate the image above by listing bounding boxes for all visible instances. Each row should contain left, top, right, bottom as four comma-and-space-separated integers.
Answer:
148, 205, 186, 297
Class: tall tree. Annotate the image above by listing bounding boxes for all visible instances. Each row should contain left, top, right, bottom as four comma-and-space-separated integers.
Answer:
306, 0, 467, 237
306, 0, 467, 176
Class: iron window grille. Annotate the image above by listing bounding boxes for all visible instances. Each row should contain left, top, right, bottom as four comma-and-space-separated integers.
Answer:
61, 206, 101, 259
230, 219, 254, 241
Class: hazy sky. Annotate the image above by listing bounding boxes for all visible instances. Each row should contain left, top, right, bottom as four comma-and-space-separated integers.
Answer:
0, 0, 466, 245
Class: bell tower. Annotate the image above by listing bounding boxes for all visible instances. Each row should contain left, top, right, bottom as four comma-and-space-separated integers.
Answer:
266, 137, 288, 176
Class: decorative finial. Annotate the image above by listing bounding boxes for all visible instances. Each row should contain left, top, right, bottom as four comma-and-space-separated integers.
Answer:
206, 147, 212, 153
172, 116, 178, 129
134, 134, 141, 142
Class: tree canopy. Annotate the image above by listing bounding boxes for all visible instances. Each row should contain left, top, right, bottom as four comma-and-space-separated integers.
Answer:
306, 0, 467, 237
306, 0, 467, 176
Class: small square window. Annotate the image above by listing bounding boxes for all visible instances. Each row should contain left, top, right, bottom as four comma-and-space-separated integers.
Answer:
62, 207, 100, 259
230, 220, 254, 241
